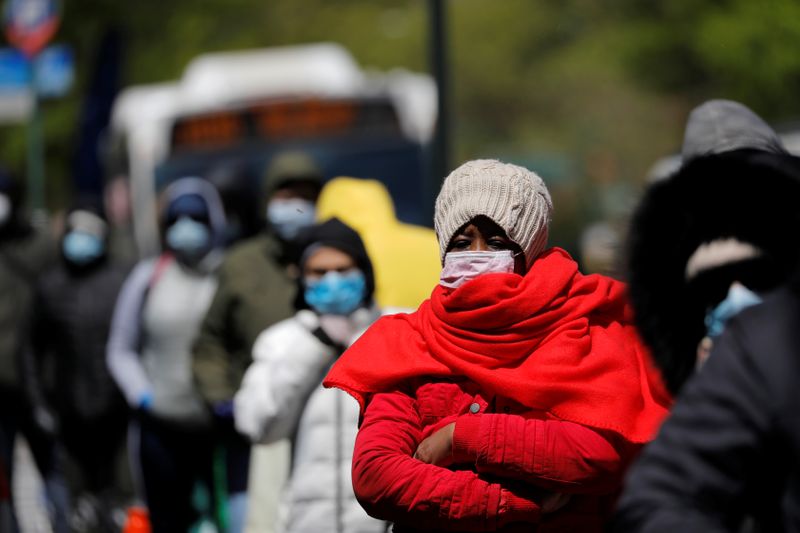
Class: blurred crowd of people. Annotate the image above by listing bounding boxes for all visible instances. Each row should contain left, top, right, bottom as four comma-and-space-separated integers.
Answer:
0, 97, 797, 533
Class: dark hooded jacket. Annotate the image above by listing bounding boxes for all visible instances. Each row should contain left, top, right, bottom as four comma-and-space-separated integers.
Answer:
626, 100, 800, 394
21, 203, 131, 420
0, 172, 54, 391
612, 280, 800, 532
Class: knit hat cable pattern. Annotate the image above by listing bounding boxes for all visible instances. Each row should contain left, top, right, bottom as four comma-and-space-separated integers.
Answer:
434, 159, 553, 268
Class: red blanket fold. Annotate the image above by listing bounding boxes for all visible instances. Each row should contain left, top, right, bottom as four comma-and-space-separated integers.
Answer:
324, 247, 671, 443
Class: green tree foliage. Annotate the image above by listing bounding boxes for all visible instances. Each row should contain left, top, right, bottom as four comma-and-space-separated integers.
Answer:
3, 0, 800, 251
616, 0, 800, 117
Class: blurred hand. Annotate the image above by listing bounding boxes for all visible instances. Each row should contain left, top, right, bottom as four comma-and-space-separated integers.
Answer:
137, 391, 154, 411
414, 422, 455, 467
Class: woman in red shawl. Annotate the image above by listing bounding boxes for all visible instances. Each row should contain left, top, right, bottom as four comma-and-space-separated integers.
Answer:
323, 159, 670, 532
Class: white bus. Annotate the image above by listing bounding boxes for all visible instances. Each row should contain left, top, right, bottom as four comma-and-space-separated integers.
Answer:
109, 42, 437, 257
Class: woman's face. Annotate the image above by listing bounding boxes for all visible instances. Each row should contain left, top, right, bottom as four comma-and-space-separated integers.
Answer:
446, 216, 526, 274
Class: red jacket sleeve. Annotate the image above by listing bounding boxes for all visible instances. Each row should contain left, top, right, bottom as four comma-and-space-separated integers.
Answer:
452, 413, 637, 494
352, 390, 542, 531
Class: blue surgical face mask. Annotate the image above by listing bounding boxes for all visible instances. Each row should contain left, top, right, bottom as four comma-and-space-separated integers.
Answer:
62, 231, 105, 265
267, 199, 316, 241
704, 283, 762, 339
304, 270, 367, 315
165, 216, 211, 256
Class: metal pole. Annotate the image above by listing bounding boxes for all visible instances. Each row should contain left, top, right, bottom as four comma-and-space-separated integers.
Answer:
26, 56, 45, 219
428, 0, 450, 216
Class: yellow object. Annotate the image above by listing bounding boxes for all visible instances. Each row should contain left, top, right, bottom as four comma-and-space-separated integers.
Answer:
316, 177, 441, 310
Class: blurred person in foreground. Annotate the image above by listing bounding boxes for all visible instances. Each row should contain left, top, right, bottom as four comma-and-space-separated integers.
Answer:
323, 159, 671, 532
234, 218, 389, 533
107, 177, 226, 533
192, 151, 323, 533
615, 101, 800, 532
22, 199, 132, 532
626, 99, 800, 395
612, 214, 800, 531
314, 177, 440, 309
0, 166, 69, 533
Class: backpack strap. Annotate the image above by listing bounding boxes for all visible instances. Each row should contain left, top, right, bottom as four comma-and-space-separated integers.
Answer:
309, 325, 347, 356
147, 253, 173, 292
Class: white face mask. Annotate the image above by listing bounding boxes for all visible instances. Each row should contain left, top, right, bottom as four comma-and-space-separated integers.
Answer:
440, 250, 516, 288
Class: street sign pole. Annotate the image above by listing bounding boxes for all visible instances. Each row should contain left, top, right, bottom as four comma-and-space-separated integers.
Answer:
427, 0, 450, 221
3, 0, 60, 218
26, 57, 43, 215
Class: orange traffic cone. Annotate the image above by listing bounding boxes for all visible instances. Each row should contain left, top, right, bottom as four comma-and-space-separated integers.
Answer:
122, 505, 151, 533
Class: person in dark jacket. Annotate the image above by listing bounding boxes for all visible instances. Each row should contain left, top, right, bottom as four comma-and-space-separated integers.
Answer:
192, 150, 323, 533
0, 166, 69, 533
626, 99, 800, 394
611, 279, 800, 532
23, 199, 132, 532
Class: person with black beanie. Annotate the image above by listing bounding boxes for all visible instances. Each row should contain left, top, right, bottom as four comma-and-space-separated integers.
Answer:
233, 217, 389, 533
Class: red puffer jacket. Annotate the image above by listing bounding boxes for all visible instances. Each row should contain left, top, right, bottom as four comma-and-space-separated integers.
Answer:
352, 379, 640, 532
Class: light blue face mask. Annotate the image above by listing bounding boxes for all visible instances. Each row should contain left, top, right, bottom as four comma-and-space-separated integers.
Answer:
62, 231, 105, 265
704, 283, 763, 339
304, 270, 367, 316
165, 216, 211, 256
267, 199, 316, 241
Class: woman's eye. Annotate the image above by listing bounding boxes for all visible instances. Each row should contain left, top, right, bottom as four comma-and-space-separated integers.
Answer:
451, 239, 470, 249
488, 239, 510, 249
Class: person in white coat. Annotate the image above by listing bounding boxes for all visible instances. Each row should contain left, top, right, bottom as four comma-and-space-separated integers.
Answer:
234, 217, 389, 533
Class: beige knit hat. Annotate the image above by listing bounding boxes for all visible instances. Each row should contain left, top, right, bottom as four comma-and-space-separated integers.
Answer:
434, 159, 553, 268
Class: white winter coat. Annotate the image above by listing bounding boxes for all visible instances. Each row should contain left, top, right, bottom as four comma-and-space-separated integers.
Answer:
234, 308, 389, 533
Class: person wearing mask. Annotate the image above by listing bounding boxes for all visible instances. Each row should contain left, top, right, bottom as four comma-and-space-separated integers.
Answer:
192, 151, 323, 533
234, 218, 389, 533
322, 159, 671, 532
22, 200, 131, 532
0, 167, 69, 533
107, 177, 226, 533
626, 99, 800, 394
611, 260, 800, 531
314, 177, 441, 310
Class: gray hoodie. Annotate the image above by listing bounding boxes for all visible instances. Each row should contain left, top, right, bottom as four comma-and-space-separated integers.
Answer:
107, 177, 227, 424
681, 99, 787, 161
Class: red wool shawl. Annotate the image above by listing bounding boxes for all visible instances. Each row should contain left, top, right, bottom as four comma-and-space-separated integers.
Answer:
324, 248, 671, 443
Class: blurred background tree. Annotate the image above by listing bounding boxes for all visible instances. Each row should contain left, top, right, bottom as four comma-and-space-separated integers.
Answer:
2, 0, 799, 251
